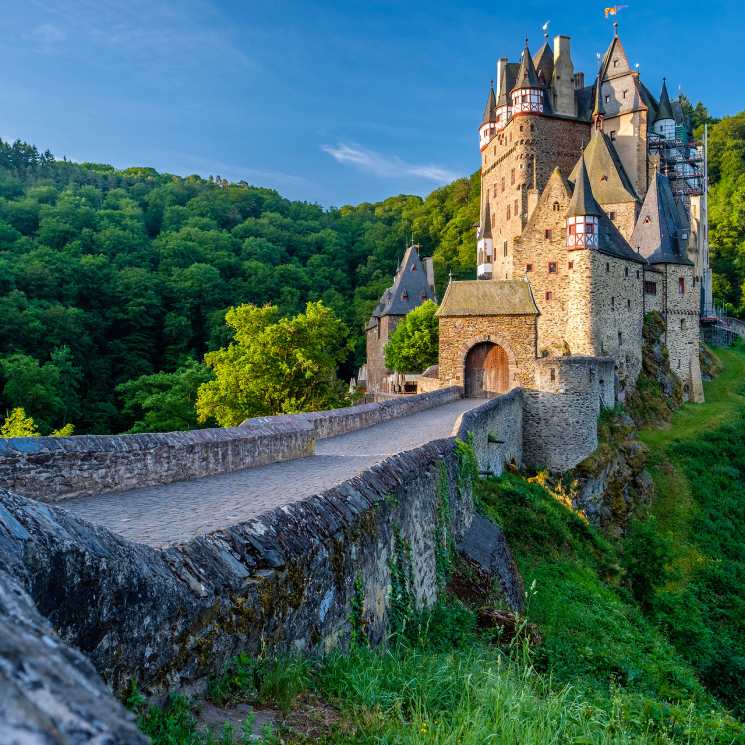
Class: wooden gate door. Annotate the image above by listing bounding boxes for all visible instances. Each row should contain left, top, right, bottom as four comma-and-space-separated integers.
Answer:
464, 342, 509, 398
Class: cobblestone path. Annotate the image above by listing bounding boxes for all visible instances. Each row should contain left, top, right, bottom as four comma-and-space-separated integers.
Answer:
61, 399, 478, 548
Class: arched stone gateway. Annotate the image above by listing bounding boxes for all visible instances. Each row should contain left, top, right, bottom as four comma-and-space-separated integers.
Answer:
464, 341, 509, 398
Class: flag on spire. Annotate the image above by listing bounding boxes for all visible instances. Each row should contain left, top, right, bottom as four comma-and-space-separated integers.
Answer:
604, 5, 628, 17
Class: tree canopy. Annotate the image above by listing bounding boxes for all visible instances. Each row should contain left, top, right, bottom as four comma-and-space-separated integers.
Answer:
196, 301, 351, 426
384, 300, 440, 374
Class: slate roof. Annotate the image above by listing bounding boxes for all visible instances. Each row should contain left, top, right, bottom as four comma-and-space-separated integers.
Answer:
569, 132, 638, 204
512, 41, 540, 91
655, 79, 674, 122
596, 212, 648, 265
436, 280, 539, 317
629, 171, 693, 266
567, 155, 602, 217
575, 84, 596, 121
366, 245, 437, 329
480, 199, 493, 239
482, 82, 497, 124
533, 40, 554, 85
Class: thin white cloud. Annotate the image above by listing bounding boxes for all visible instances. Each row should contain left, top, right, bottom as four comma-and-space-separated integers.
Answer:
31, 23, 67, 45
322, 143, 457, 183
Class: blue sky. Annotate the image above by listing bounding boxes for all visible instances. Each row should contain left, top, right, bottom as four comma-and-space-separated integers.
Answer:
1, 1, 740, 206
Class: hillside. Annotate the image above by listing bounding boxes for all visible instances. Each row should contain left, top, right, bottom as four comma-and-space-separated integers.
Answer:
0, 101, 744, 435
0, 142, 479, 435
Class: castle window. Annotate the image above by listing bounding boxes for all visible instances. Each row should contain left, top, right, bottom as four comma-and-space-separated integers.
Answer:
503, 241, 508, 257
514, 199, 519, 214
568, 261, 574, 270
545, 229, 553, 239
623, 89, 628, 99
605, 95, 610, 103
678, 277, 685, 294
550, 368, 556, 382
511, 168, 515, 185
644, 281, 657, 295
624, 266, 628, 277
501, 177, 505, 192
693, 276, 698, 286
493, 185, 497, 197
507, 206, 511, 220
611, 296, 615, 309
644, 216, 651, 224
613, 59, 619, 68
552, 201, 560, 211
601, 175, 609, 182
530, 124, 535, 132
376, 320, 381, 339
548, 262, 558, 274
636, 270, 640, 279
681, 318, 686, 330
618, 331, 623, 346
606, 262, 610, 273
610, 131, 616, 141
411, 263, 416, 272
491, 213, 496, 228
401, 290, 409, 301
627, 298, 631, 310
520, 125, 524, 132
546, 291, 553, 301
526, 263, 533, 272
609, 211, 617, 221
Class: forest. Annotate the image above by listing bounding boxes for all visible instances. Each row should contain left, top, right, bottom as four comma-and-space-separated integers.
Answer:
0, 99, 742, 435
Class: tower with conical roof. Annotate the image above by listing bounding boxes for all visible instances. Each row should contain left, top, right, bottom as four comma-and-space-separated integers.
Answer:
479, 81, 498, 151
566, 156, 601, 249
477, 199, 494, 279
653, 79, 676, 141
511, 38, 544, 115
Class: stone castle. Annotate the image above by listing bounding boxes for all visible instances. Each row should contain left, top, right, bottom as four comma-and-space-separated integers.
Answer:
366, 26, 711, 406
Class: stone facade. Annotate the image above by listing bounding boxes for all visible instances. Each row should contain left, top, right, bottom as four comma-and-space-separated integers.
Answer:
365, 313, 402, 394
438, 314, 538, 390
523, 356, 616, 472
482, 114, 590, 280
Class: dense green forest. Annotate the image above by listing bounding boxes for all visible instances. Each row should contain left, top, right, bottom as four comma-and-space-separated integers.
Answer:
0, 141, 478, 434
1, 100, 744, 434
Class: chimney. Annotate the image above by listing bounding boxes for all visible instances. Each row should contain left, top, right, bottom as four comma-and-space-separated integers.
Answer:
574, 72, 585, 89
495, 57, 508, 98
552, 35, 576, 117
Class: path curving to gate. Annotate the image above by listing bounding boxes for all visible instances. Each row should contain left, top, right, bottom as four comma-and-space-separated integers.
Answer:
61, 398, 480, 548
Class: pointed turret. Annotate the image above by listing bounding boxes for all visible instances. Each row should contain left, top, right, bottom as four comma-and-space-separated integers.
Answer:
653, 78, 676, 140
592, 75, 604, 132
477, 199, 494, 279
510, 38, 544, 115
481, 81, 497, 125
566, 155, 601, 249
567, 155, 602, 218
479, 80, 498, 151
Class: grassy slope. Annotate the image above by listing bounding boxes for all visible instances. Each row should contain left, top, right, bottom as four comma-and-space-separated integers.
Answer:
134, 345, 745, 744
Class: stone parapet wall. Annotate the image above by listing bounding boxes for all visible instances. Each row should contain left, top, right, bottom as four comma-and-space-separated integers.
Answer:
0, 437, 491, 696
0, 388, 462, 503
455, 389, 524, 476
0, 421, 315, 503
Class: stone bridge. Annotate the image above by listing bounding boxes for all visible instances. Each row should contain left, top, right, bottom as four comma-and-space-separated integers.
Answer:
0, 368, 613, 742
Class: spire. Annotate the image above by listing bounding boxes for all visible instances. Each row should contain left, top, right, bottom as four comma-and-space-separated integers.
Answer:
496, 62, 510, 107
512, 37, 540, 91
592, 75, 605, 131
480, 199, 493, 239
655, 78, 674, 122
567, 154, 602, 217
481, 80, 497, 124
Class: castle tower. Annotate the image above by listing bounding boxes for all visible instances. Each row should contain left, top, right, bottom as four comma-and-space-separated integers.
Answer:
511, 38, 544, 115
593, 27, 649, 199
552, 35, 576, 117
653, 79, 676, 141
477, 199, 494, 279
479, 81, 498, 151
566, 155, 601, 249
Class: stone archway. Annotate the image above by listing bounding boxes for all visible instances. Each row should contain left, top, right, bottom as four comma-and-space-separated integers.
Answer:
464, 341, 509, 398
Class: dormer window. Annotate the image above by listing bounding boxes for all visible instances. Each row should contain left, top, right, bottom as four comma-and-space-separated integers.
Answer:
552, 201, 560, 211
566, 215, 599, 249
601, 175, 609, 182
401, 290, 409, 301
644, 216, 651, 224
613, 59, 619, 68
605, 95, 610, 103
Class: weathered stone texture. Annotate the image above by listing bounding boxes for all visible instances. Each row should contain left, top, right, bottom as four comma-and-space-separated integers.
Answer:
481, 113, 590, 280
523, 356, 615, 472
0, 568, 146, 744
438, 315, 538, 390
365, 314, 402, 394
456, 390, 524, 477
